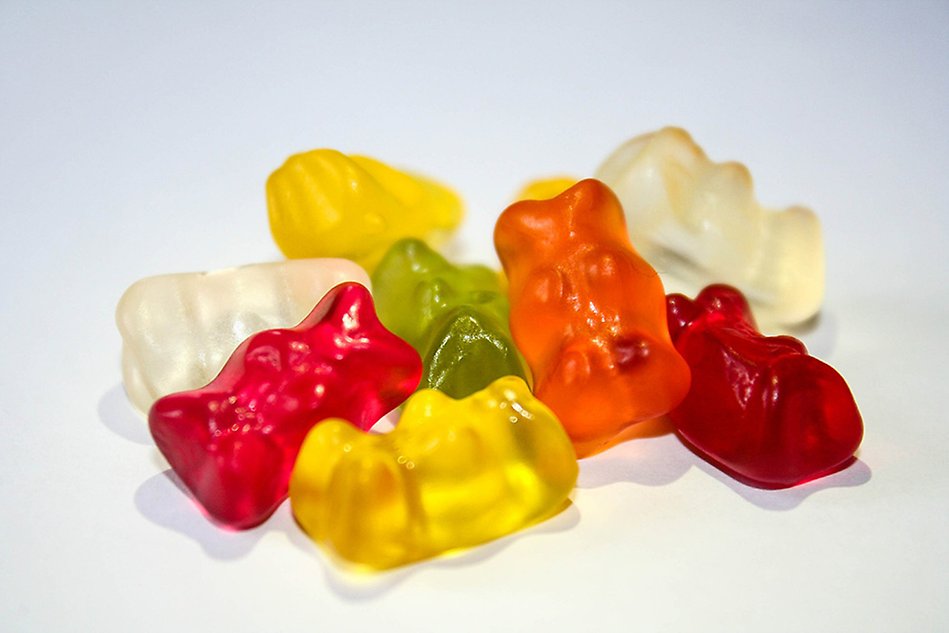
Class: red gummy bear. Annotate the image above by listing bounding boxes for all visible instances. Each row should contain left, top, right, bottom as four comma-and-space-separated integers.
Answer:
666, 285, 863, 489
149, 282, 422, 529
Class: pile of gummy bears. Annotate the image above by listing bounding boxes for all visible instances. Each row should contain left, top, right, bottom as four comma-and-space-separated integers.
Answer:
116, 127, 863, 571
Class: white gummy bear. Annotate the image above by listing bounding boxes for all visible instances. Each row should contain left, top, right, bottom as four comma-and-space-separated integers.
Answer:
594, 127, 824, 328
116, 258, 370, 413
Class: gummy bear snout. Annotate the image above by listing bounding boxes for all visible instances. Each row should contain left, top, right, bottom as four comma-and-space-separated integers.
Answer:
548, 335, 656, 385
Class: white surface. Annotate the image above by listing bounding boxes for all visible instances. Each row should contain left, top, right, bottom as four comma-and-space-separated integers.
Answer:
1, 1, 947, 631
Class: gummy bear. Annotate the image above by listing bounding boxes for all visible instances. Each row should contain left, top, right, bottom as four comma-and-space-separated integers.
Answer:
267, 150, 463, 270
495, 179, 690, 457
371, 238, 528, 398
289, 376, 577, 570
595, 127, 824, 328
149, 283, 422, 529
666, 284, 863, 489
116, 258, 369, 413
515, 176, 577, 201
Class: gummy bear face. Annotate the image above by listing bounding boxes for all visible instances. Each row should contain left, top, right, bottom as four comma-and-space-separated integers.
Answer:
289, 376, 577, 569
266, 150, 463, 270
595, 127, 824, 328
495, 179, 690, 457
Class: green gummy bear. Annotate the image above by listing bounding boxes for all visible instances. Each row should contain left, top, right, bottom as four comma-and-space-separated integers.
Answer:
372, 239, 528, 398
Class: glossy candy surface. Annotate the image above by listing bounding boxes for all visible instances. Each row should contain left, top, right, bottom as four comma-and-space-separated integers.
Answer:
372, 238, 528, 398
495, 179, 691, 457
667, 285, 863, 488
149, 283, 422, 529
266, 150, 463, 270
116, 258, 369, 412
289, 376, 577, 570
595, 127, 824, 328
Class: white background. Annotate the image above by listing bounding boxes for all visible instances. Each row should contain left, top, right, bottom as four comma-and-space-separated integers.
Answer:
2, 1, 947, 631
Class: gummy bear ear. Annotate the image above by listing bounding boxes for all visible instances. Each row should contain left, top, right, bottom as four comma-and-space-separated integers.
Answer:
666, 285, 759, 341
299, 282, 382, 335
378, 238, 447, 278
666, 293, 701, 342
560, 179, 631, 244
494, 198, 559, 265
696, 284, 757, 329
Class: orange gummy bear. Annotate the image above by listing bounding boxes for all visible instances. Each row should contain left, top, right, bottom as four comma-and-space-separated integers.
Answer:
494, 179, 691, 457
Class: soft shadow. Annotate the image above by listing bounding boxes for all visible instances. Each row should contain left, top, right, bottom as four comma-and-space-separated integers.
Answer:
787, 309, 838, 359
135, 467, 582, 595
134, 469, 267, 559
306, 501, 582, 602
575, 415, 871, 511
266, 504, 322, 560
577, 418, 692, 489
99, 383, 150, 445
695, 456, 872, 511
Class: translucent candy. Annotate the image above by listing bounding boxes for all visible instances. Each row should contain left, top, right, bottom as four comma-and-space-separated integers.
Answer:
515, 176, 578, 201
149, 283, 421, 529
667, 285, 863, 488
116, 258, 369, 413
289, 376, 577, 569
267, 150, 463, 270
495, 179, 690, 457
372, 238, 528, 398
595, 127, 824, 328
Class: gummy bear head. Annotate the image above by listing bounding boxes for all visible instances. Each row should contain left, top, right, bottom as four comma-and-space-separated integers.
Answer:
666, 284, 759, 342
418, 306, 529, 398
494, 179, 634, 274
372, 238, 509, 348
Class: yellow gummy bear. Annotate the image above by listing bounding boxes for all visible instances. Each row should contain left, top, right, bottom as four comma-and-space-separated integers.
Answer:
289, 376, 578, 570
515, 176, 578, 201
267, 150, 464, 271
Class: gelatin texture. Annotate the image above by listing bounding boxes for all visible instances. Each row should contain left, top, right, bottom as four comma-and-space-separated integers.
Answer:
595, 127, 824, 328
667, 284, 863, 488
149, 283, 422, 529
495, 179, 690, 457
290, 376, 578, 569
372, 238, 528, 398
116, 258, 369, 412
267, 150, 463, 270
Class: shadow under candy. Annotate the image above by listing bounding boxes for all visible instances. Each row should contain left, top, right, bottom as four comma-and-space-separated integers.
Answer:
135, 468, 332, 560
576, 414, 872, 512
134, 470, 268, 560
98, 383, 151, 445
577, 417, 693, 489
790, 309, 839, 360
136, 468, 334, 564
134, 466, 583, 596
308, 501, 582, 602
693, 455, 872, 511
